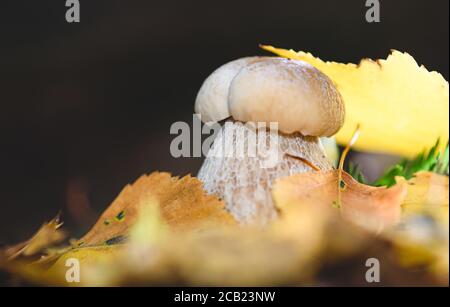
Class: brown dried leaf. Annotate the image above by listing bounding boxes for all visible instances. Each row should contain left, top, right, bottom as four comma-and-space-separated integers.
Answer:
79, 172, 236, 246
273, 170, 407, 232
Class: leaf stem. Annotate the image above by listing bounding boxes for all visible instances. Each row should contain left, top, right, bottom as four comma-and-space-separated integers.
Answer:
337, 124, 361, 208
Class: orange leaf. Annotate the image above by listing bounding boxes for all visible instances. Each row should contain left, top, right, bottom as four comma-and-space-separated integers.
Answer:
273, 170, 407, 232
79, 172, 236, 246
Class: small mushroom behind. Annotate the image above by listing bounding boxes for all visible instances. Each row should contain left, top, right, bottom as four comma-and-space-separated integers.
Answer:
195, 57, 345, 225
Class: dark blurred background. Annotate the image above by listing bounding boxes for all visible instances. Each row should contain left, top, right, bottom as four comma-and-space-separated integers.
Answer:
0, 0, 448, 244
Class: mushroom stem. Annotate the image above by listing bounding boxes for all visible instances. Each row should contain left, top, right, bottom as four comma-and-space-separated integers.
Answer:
198, 120, 333, 225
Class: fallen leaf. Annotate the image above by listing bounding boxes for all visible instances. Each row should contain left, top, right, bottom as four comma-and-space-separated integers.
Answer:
373, 172, 449, 283
22, 204, 324, 286
163, 227, 320, 286
261, 45, 449, 158
396, 172, 449, 221
79, 172, 236, 246
272, 170, 407, 232
4, 169, 447, 286
272, 169, 449, 284
1, 216, 66, 261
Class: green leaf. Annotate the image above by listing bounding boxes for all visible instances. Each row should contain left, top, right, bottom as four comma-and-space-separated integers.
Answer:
373, 140, 449, 187
346, 162, 367, 184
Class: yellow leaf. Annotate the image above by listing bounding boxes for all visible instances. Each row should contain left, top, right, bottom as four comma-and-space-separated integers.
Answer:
261, 45, 449, 158
4, 245, 127, 286
396, 172, 449, 223
1, 216, 66, 261
400, 172, 449, 206
376, 172, 449, 282
31, 213, 323, 286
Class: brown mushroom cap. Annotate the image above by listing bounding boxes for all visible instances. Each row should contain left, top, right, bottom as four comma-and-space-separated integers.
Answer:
228, 57, 345, 136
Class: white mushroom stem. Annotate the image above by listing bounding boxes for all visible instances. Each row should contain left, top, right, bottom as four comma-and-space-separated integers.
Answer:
198, 120, 333, 225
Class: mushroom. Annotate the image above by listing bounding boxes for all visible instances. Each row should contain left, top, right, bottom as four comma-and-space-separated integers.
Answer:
195, 57, 345, 224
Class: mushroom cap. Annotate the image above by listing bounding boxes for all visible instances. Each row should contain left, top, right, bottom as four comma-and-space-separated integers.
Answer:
194, 56, 266, 122
229, 58, 345, 136
195, 57, 345, 137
